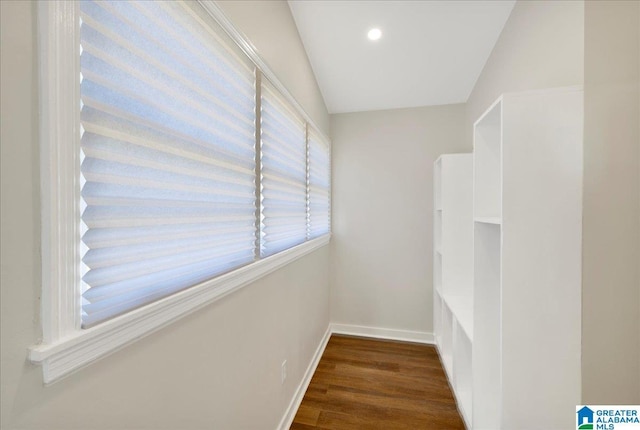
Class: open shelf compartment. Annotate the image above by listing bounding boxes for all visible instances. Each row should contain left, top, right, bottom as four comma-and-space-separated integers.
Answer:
442, 293, 473, 342
472, 221, 501, 430
440, 302, 454, 380
474, 99, 502, 220
454, 327, 473, 429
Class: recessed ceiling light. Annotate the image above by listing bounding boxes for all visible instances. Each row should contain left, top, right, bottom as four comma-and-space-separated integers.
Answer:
367, 28, 382, 41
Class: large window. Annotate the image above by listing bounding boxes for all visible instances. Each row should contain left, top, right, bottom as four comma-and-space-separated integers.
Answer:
30, 0, 331, 383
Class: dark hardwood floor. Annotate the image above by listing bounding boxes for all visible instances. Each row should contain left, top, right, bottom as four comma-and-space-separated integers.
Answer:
290, 335, 466, 430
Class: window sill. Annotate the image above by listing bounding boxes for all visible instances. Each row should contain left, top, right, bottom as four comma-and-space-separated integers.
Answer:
28, 234, 330, 384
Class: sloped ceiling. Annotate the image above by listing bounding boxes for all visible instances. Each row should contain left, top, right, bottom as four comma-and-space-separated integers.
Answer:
288, 1, 515, 113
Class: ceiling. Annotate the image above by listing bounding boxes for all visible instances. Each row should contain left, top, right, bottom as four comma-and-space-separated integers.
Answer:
288, 1, 515, 114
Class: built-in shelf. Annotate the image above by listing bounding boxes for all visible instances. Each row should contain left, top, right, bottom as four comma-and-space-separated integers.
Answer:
472, 87, 583, 430
442, 293, 473, 341
433, 153, 473, 429
474, 98, 502, 221
474, 217, 502, 225
454, 320, 473, 429
434, 88, 583, 430
441, 302, 454, 380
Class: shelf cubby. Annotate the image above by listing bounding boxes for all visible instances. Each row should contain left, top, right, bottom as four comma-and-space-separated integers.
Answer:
442, 293, 473, 342
454, 328, 473, 428
473, 99, 501, 220
472, 221, 501, 429
440, 302, 454, 380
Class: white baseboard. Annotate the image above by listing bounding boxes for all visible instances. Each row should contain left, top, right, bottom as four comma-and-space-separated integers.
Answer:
277, 326, 331, 430
330, 323, 434, 344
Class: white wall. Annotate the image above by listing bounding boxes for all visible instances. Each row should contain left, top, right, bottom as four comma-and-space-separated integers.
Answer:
330, 104, 467, 336
582, 0, 640, 403
328, 0, 584, 341
466, 0, 584, 135
0, 1, 330, 429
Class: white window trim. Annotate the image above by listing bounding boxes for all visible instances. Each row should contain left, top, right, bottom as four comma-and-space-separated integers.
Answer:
29, 0, 330, 384
199, 1, 329, 143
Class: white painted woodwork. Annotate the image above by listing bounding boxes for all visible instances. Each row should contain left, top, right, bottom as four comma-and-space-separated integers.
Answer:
433, 153, 474, 427
30, 0, 332, 384
472, 87, 583, 430
436, 87, 583, 430
454, 328, 473, 425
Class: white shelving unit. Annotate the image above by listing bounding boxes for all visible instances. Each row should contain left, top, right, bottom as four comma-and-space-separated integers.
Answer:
434, 87, 583, 430
433, 154, 473, 428
472, 87, 583, 430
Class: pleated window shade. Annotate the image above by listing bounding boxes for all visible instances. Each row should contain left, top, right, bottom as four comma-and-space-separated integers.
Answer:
79, 0, 258, 327
308, 130, 331, 239
260, 81, 308, 257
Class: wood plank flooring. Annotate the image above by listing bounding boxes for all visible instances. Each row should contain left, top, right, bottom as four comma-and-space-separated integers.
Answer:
291, 335, 465, 430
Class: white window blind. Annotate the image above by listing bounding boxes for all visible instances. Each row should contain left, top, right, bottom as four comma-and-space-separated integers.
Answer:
308, 129, 331, 238
260, 80, 308, 257
79, 0, 257, 327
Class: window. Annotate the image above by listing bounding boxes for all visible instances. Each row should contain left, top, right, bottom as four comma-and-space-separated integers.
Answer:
79, 0, 258, 328
30, 0, 330, 383
308, 129, 331, 239
260, 79, 308, 257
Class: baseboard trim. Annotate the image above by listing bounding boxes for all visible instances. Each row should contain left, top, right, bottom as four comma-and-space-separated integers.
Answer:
277, 326, 331, 430
330, 323, 434, 344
